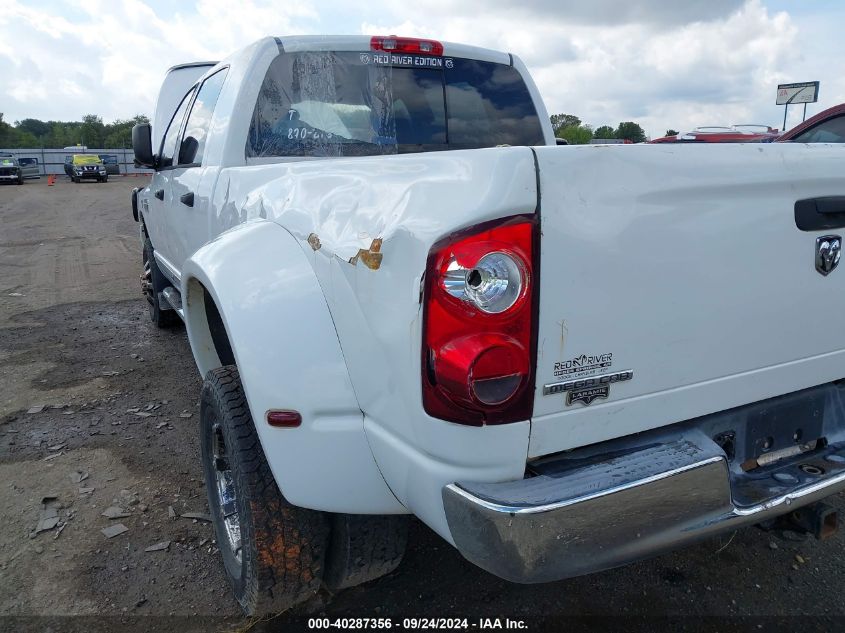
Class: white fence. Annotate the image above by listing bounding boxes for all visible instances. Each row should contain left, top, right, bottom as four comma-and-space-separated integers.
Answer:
0, 148, 152, 176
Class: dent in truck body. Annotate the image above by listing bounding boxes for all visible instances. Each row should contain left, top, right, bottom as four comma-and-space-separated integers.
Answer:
138, 35, 548, 537
182, 220, 405, 514
202, 147, 540, 538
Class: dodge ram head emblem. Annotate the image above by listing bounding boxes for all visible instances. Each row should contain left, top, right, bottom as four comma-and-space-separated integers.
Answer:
816, 235, 842, 276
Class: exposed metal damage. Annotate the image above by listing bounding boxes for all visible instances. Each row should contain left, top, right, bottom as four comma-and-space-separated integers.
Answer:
348, 238, 383, 270
307, 233, 322, 251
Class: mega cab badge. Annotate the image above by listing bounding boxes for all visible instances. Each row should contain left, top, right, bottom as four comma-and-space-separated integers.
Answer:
543, 370, 634, 406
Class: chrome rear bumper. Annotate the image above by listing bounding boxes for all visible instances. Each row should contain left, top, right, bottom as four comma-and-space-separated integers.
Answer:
443, 429, 845, 583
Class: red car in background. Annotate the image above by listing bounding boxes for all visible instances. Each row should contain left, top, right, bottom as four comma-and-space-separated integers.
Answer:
776, 103, 845, 142
650, 125, 780, 143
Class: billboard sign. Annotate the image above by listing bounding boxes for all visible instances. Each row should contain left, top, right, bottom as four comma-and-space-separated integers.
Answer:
776, 81, 820, 105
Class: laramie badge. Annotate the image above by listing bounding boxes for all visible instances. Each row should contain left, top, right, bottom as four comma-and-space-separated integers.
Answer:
567, 386, 610, 407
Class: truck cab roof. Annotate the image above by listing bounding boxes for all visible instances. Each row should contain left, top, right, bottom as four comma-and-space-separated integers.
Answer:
152, 61, 219, 154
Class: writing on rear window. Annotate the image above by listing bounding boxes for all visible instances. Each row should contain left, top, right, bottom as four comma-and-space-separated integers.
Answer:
246, 50, 544, 159
362, 52, 453, 69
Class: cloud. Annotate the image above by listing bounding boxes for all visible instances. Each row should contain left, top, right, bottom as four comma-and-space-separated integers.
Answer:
0, 0, 319, 122
361, 0, 814, 136
537, 1, 798, 134
0, 0, 841, 139
399, 0, 747, 27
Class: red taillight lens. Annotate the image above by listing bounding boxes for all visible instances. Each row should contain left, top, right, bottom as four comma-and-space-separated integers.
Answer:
422, 216, 538, 425
370, 35, 444, 57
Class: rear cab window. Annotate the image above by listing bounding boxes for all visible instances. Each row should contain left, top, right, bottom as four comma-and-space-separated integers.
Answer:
179, 68, 229, 166
247, 51, 544, 159
159, 87, 196, 168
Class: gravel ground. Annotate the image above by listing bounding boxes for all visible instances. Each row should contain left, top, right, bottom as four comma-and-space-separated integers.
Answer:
1, 178, 844, 632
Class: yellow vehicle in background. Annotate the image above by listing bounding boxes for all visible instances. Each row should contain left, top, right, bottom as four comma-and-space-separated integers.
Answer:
68, 154, 108, 183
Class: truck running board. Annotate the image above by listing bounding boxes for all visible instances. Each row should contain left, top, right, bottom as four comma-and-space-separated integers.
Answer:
160, 287, 184, 320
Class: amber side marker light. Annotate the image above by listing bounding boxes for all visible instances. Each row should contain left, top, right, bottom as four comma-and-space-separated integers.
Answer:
267, 410, 302, 427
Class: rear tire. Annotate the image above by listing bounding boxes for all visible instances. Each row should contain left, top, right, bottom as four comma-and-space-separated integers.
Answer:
200, 366, 330, 615
324, 514, 409, 592
141, 237, 179, 328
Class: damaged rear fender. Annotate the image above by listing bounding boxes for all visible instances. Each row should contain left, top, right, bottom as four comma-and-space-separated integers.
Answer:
181, 220, 405, 514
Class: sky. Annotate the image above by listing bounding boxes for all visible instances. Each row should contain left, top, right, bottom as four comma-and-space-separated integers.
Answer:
1, 0, 843, 139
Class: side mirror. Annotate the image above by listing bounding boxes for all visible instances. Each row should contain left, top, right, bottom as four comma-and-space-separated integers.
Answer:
178, 136, 199, 166
555, 138, 569, 146
132, 124, 155, 168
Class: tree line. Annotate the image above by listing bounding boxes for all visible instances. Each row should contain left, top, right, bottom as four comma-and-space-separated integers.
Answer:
1, 109, 664, 148
0, 113, 149, 149
550, 113, 653, 144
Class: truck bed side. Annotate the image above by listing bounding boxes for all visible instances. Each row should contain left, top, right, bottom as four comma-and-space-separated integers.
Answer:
531, 142, 845, 457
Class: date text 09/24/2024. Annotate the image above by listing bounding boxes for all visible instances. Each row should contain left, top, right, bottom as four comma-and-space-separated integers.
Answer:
307, 618, 527, 629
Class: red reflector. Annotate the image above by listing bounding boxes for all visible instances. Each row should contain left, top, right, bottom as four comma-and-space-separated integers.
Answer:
266, 410, 301, 428
370, 35, 444, 57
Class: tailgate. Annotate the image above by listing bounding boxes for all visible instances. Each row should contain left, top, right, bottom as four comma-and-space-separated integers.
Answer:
530, 143, 845, 458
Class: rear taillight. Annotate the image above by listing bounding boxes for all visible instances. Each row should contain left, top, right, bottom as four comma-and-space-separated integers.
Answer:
370, 35, 444, 57
422, 216, 538, 425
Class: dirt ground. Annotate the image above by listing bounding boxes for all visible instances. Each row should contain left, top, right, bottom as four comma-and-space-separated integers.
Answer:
2, 178, 845, 632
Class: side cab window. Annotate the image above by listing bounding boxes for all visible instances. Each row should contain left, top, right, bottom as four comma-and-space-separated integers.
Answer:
159, 87, 197, 169
178, 68, 229, 166
793, 115, 845, 143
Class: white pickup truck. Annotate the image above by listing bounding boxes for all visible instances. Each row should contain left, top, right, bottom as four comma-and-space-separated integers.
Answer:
131, 35, 845, 614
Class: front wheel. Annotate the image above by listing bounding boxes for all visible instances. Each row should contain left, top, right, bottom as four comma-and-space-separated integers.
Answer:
200, 366, 330, 615
141, 237, 179, 328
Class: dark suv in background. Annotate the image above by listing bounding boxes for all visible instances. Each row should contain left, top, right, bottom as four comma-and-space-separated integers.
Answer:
17, 157, 40, 179
98, 154, 121, 175
0, 155, 24, 185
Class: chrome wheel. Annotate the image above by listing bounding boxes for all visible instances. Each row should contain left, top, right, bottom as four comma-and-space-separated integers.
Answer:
212, 422, 242, 564
140, 255, 153, 304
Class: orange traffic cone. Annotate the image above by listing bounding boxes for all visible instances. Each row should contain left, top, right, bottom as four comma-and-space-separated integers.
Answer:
48, 174, 55, 186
